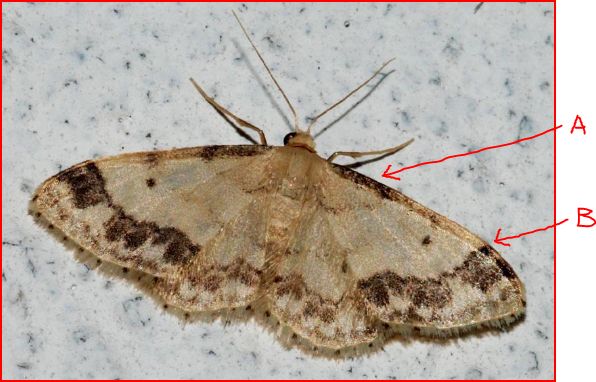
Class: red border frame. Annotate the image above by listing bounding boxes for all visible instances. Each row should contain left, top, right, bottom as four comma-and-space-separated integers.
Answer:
0, 1, 557, 381
553, 1, 557, 380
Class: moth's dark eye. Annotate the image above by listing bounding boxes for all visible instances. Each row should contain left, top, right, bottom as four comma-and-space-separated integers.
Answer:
283, 132, 297, 145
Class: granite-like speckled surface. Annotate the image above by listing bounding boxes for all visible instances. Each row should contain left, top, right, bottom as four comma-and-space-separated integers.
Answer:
3, 2, 553, 379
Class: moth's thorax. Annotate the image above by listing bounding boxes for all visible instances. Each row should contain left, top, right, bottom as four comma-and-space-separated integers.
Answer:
283, 131, 316, 152
271, 145, 322, 192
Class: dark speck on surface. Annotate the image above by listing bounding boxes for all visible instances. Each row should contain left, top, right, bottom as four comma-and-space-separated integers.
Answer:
73, 329, 88, 344
530, 351, 539, 371
26, 259, 36, 276
517, 115, 533, 144
64, 79, 78, 87
442, 36, 463, 60
545, 35, 553, 46
474, 2, 484, 14
429, 75, 441, 85
401, 111, 410, 124
535, 329, 548, 340
466, 369, 482, 379
384, 4, 394, 15
539, 81, 550, 91
504, 78, 513, 96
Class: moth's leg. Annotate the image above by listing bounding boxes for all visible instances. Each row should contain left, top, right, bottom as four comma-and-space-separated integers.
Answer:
327, 138, 414, 163
189, 78, 268, 145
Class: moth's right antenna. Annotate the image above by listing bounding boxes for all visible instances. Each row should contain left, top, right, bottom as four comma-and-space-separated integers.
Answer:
306, 58, 395, 135
232, 11, 301, 132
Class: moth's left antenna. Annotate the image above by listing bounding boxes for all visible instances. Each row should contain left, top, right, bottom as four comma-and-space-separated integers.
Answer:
233, 11, 301, 132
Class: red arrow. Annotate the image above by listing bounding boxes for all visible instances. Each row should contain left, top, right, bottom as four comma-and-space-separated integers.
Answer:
494, 219, 569, 247
382, 124, 563, 181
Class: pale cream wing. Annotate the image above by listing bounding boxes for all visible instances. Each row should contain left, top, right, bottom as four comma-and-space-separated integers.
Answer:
319, 163, 525, 334
32, 145, 274, 310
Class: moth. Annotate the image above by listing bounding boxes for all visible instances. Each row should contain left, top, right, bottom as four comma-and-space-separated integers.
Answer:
30, 13, 525, 356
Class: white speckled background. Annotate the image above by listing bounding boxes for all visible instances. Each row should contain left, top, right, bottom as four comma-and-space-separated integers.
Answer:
3, 2, 553, 379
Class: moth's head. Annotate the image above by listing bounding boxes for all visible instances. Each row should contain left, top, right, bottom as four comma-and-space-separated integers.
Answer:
283, 131, 316, 152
